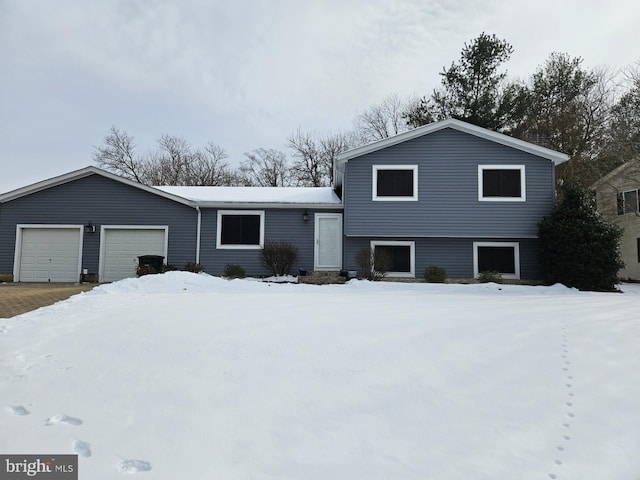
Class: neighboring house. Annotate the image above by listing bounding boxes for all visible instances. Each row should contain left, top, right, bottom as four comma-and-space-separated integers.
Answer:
0, 119, 568, 283
592, 159, 640, 281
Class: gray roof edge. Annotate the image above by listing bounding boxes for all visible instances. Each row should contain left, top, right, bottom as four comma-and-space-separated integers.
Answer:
336, 118, 570, 167
0, 165, 196, 207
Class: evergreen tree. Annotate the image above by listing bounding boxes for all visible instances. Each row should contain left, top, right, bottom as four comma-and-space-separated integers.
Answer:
538, 182, 624, 291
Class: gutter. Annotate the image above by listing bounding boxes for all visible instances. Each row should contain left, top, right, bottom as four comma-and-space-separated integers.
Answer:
195, 205, 201, 264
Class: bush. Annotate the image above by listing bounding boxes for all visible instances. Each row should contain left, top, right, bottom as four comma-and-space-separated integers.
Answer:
356, 247, 392, 281
538, 182, 624, 291
183, 262, 204, 273
223, 264, 246, 279
136, 265, 157, 277
161, 264, 178, 273
424, 266, 447, 283
477, 270, 503, 284
260, 241, 298, 276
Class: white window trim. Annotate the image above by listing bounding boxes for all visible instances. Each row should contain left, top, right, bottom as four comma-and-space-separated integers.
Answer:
478, 165, 526, 202
216, 210, 265, 249
370, 240, 415, 278
372, 165, 418, 201
473, 241, 520, 280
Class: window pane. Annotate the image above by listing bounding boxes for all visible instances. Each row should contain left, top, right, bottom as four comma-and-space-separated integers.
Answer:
483, 169, 521, 197
617, 193, 624, 215
624, 190, 638, 214
221, 215, 260, 245
377, 170, 414, 197
478, 246, 516, 274
375, 245, 411, 272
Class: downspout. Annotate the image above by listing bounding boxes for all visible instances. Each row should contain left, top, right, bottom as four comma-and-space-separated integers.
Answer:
195, 205, 201, 264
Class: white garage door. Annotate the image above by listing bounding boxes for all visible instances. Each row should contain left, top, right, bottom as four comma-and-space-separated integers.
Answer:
102, 228, 166, 282
18, 227, 82, 282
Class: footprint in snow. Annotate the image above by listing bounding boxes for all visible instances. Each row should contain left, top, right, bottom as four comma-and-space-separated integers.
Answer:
73, 440, 92, 457
7, 405, 30, 416
118, 459, 152, 473
44, 414, 83, 426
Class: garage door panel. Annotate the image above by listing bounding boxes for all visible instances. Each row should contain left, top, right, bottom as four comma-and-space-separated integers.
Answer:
102, 228, 166, 282
19, 227, 82, 282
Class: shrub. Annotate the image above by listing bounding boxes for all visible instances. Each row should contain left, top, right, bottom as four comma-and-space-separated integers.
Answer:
538, 182, 624, 291
183, 262, 204, 273
161, 264, 178, 273
223, 264, 246, 279
260, 241, 298, 276
477, 270, 503, 284
136, 265, 157, 277
356, 247, 392, 281
424, 266, 447, 283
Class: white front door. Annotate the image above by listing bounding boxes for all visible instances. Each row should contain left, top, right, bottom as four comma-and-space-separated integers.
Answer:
314, 213, 342, 271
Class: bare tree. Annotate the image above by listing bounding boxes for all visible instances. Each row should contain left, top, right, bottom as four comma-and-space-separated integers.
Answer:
239, 148, 293, 186
93, 128, 235, 186
354, 93, 414, 143
92, 126, 145, 183
287, 129, 355, 186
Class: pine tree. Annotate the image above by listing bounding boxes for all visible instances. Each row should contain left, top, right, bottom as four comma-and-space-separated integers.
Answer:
538, 182, 624, 291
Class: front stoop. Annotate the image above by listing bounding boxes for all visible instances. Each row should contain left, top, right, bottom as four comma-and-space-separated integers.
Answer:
298, 271, 347, 285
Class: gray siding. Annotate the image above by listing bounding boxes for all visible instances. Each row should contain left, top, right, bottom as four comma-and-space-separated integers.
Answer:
0, 174, 198, 276
344, 128, 555, 238
198, 208, 337, 276
344, 237, 541, 280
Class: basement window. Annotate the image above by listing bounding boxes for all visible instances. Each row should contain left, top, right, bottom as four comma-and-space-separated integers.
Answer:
473, 242, 520, 279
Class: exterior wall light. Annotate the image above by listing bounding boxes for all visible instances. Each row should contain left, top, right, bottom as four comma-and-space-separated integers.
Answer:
302, 210, 309, 222
84, 221, 96, 233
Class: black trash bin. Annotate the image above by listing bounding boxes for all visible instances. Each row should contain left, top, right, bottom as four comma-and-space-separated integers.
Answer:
138, 255, 165, 272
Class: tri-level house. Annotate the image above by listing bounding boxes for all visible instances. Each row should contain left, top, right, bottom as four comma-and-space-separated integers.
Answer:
592, 159, 640, 281
0, 119, 569, 283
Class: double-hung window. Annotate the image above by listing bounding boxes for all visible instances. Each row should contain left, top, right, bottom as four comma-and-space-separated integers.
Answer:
217, 210, 264, 249
616, 189, 639, 215
372, 165, 418, 201
478, 165, 526, 201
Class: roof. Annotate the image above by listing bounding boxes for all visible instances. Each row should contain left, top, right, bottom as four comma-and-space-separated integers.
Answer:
0, 166, 343, 208
156, 186, 342, 207
591, 159, 640, 190
0, 166, 194, 207
335, 118, 571, 171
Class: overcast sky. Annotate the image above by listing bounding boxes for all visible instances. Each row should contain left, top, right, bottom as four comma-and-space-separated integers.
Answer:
1, 0, 638, 192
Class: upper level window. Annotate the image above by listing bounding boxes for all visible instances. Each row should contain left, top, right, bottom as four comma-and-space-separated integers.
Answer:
616, 189, 639, 215
217, 210, 264, 249
372, 165, 418, 201
478, 165, 526, 201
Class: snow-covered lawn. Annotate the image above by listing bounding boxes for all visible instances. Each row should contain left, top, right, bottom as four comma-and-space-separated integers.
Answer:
2, 273, 639, 479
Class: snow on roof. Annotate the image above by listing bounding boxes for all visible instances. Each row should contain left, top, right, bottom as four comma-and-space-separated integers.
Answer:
155, 186, 342, 205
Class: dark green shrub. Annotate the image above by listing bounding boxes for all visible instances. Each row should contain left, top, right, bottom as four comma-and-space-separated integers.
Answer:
356, 247, 392, 281
183, 262, 204, 273
260, 241, 298, 276
424, 266, 447, 283
161, 264, 178, 273
223, 264, 246, 279
477, 270, 503, 284
538, 182, 624, 291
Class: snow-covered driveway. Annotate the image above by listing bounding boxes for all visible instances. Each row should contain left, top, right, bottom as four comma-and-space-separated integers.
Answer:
2, 273, 639, 479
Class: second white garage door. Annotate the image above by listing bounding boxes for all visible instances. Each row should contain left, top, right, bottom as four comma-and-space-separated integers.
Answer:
17, 226, 82, 282
101, 227, 167, 282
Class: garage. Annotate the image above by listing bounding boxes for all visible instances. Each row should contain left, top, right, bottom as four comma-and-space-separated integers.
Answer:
16, 226, 83, 282
100, 227, 167, 282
